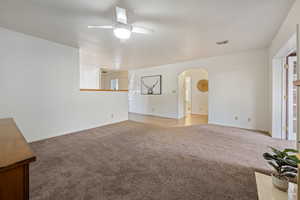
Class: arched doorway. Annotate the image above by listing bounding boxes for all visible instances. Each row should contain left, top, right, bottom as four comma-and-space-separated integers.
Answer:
178, 69, 209, 124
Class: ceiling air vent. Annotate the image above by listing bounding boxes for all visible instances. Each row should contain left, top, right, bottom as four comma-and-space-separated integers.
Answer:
216, 40, 229, 45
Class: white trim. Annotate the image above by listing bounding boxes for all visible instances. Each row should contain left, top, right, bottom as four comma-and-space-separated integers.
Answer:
296, 24, 300, 149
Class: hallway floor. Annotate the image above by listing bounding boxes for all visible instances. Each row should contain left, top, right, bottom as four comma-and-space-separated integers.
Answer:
129, 113, 208, 127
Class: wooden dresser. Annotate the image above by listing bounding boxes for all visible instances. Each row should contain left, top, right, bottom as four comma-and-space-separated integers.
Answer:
0, 118, 36, 200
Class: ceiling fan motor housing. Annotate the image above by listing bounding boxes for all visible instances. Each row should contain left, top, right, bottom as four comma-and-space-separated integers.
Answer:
115, 22, 132, 31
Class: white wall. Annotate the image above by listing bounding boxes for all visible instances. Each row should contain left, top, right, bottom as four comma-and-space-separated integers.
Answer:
0, 27, 128, 142
269, 0, 300, 138
129, 49, 269, 132
271, 58, 285, 139
269, 1, 299, 58
79, 50, 101, 89
80, 66, 100, 89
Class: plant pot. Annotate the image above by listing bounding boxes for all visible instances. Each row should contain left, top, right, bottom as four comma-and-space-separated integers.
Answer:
271, 174, 289, 192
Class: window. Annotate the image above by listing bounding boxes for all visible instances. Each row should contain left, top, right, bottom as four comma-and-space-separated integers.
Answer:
110, 79, 119, 90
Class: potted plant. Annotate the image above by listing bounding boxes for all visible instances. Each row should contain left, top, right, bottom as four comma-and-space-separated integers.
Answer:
263, 147, 300, 192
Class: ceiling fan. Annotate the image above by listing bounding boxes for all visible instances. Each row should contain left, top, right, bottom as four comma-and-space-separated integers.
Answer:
88, 7, 153, 40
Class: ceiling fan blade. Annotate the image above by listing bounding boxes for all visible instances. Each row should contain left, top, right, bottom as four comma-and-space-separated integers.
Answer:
88, 25, 114, 29
132, 26, 154, 34
116, 7, 127, 24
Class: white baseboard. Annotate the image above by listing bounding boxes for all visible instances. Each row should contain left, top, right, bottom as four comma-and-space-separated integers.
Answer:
208, 121, 269, 135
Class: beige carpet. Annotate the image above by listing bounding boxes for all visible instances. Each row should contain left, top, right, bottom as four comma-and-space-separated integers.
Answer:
29, 121, 294, 200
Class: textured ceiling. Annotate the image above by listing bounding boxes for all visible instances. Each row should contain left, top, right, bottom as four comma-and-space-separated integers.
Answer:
0, 0, 295, 69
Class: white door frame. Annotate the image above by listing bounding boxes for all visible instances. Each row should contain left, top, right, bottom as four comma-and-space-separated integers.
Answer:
272, 33, 297, 139
288, 56, 297, 140
281, 54, 297, 140
184, 76, 192, 116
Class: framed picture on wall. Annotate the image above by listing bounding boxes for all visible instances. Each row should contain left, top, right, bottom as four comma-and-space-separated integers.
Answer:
141, 75, 162, 95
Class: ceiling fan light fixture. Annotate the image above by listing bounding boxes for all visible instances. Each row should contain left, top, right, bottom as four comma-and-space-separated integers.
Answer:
88, 7, 153, 39
113, 27, 131, 40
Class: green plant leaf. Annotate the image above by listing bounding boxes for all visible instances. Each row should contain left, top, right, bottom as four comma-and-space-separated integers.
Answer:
282, 171, 297, 178
284, 158, 298, 168
288, 155, 300, 163
269, 146, 285, 158
263, 153, 274, 160
281, 165, 298, 173
283, 148, 298, 153
267, 160, 280, 173
275, 157, 289, 167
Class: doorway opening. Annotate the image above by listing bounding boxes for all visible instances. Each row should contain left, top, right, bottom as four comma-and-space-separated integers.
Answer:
178, 69, 209, 123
